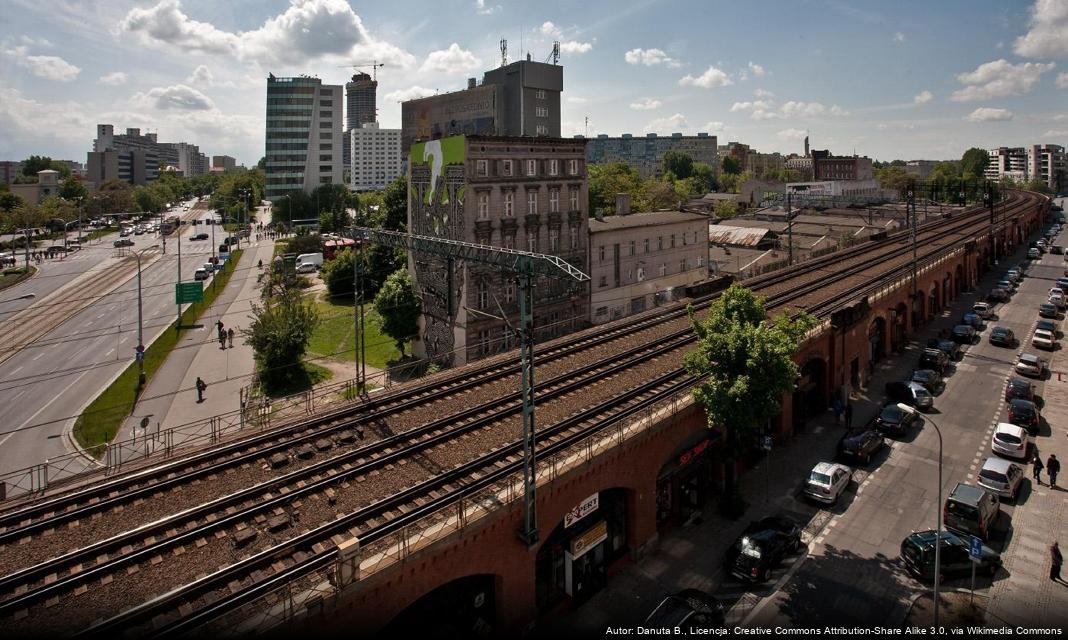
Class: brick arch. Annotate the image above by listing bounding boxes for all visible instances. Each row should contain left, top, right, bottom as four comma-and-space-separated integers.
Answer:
867, 312, 889, 364
380, 573, 502, 637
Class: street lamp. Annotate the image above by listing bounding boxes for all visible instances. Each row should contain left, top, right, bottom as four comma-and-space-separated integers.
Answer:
921, 412, 946, 628
133, 247, 156, 386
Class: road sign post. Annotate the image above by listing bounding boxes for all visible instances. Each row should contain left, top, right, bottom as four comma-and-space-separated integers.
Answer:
175, 282, 204, 305
969, 535, 983, 604
763, 435, 773, 503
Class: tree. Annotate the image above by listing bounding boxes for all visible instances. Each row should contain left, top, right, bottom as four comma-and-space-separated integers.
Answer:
374, 268, 420, 356
85, 179, 135, 216
662, 150, 694, 180
588, 162, 644, 215
961, 148, 990, 181
133, 186, 162, 213
683, 284, 817, 491
690, 162, 718, 194
641, 180, 681, 210
721, 156, 741, 175
241, 288, 320, 388
875, 166, 911, 193
1024, 179, 1052, 194
58, 177, 88, 202
0, 192, 22, 214
257, 156, 267, 170
713, 200, 739, 218
381, 176, 408, 231
21, 156, 71, 179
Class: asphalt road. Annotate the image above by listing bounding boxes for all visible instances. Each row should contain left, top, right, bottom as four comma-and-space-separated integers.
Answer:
0, 210, 217, 480
745, 212, 1067, 627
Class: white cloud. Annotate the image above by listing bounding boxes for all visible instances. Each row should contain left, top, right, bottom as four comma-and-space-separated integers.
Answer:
121, 0, 416, 68
19, 35, 53, 47
829, 104, 850, 116
1014, 0, 1068, 58
777, 128, 807, 141
135, 84, 215, 111
893, 32, 905, 42
733, 99, 848, 120
950, 59, 1055, 101
913, 90, 933, 104
540, 21, 593, 54
474, 0, 500, 15
624, 48, 681, 68
1043, 129, 1068, 137
629, 98, 662, 111
780, 101, 827, 118
99, 71, 129, 86
567, 96, 589, 104
643, 113, 689, 134
385, 85, 437, 103
747, 61, 765, 77
730, 100, 773, 113
188, 64, 213, 85
679, 65, 732, 89
754, 88, 774, 98
540, 21, 558, 36
1057, 72, 1068, 89
965, 107, 1014, 122
4, 46, 81, 82
703, 121, 726, 132
420, 43, 482, 74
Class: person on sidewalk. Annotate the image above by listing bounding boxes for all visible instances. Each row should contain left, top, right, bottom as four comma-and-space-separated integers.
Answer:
218, 326, 226, 349
195, 377, 207, 403
227, 328, 235, 349
1049, 454, 1061, 489
831, 397, 843, 425
1034, 453, 1045, 486
1052, 542, 1063, 582
844, 402, 854, 429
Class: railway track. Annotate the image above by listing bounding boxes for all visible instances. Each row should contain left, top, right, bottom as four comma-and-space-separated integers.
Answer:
0, 190, 1048, 635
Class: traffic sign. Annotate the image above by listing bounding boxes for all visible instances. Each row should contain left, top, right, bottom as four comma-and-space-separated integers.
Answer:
175, 281, 204, 304
762, 436, 773, 451
135, 350, 145, 363
969, 535, 983, 562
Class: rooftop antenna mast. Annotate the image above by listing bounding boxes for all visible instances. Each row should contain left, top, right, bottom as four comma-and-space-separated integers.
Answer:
545, 41, 560, 65
500, 39, 508, 67
585, 116, 589, 138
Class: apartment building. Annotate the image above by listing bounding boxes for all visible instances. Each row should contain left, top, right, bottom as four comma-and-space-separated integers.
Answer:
1027, 144, 1066, 192
584, 133, 718, 179
349, 123, 402, 191
265, 74, 344, 201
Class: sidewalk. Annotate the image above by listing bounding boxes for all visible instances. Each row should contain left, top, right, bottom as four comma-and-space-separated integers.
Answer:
119, 237, 276, 440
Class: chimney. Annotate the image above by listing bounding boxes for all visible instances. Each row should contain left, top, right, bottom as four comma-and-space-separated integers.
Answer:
616, 193, 632, 215
468, 77, 476, 89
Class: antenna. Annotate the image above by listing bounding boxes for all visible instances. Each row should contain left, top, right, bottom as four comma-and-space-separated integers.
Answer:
584, 116, 589, 138
500, 39, 508, 67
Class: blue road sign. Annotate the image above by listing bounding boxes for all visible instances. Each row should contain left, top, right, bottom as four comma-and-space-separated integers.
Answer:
762, 436, 773, 451
970, 535, 983, 562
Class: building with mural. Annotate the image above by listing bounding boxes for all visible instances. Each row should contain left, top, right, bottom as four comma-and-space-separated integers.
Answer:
408, 134, 589, 366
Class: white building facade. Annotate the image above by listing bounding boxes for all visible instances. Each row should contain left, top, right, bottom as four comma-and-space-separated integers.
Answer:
349, 122, 402, 191
265, 74, 344, 201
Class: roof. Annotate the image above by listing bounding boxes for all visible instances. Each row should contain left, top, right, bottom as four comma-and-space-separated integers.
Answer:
981, 457, 1015, 473
589, 210, 708, 232
707, 225, 773, 247
949, 483, 988, 504
995, 423, 1027, 436
811, 461, 846, 475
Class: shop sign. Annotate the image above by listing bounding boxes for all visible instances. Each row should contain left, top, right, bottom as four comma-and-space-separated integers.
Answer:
570, 520, 608, 558
678, 437, 712, 468
564, 493, 599, 528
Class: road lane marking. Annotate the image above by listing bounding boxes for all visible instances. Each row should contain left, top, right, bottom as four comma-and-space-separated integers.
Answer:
31, 352, 44, 361
10, 366, 22, 375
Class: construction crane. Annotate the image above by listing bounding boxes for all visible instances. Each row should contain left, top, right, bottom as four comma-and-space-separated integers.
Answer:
338, 60, 386, 81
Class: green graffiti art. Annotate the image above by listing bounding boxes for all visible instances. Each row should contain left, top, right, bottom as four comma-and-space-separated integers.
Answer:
411, 135, 466, 204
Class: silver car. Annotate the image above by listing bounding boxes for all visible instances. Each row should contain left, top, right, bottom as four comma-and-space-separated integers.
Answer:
977, 457, 1023, 500
1015, 353, 1045, 378
804, 462, 851, 505
991, 423, 1029, 460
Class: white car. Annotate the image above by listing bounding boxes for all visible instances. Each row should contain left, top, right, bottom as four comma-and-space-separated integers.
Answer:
295, 262, 318, 274
991, 423, 1030, 460
1029, 248, 1041, 259
977, 457, 1024, 501
973, 302, 993, 319
1015, 353, 1045, 377
193, 268, 209, 281
1033, 329, 1056, 350
803, 462, 851, 505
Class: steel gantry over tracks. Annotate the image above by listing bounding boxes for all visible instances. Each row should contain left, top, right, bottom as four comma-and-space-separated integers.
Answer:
352, 227, 590, 546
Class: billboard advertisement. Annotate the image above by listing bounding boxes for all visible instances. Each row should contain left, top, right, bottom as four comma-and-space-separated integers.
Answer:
401, 85, 499, 151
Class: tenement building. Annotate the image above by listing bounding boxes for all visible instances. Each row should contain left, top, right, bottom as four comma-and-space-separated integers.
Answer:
408, 134, 589, 366
265, 74, 343, 201
584, 133, 718, 179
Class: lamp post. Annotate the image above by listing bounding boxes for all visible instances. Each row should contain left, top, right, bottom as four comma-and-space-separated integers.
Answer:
133, 247, 155, 386
923, 412, 946, 629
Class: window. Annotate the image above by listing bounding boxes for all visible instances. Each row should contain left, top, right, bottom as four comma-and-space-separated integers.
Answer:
505, 280, 516, 303
504, 192, 514, 217
319, 165, 333, 172
478, 193, 489, 220
536, 125, 549, 136
536, 106, 549, 118
527, 191, 538, 215
549, 188, 560, 213
549, 228, 560, 252
637, 267, 646, 281
682, 233, 688, 246
527, 159, 537, 176
320, 144, 332, 151
644, 238, 650, 253
503, 160, 513, 176
536, 89, 546, 99
476, 160, 488, 177
478, 329, 492, 355
319, 154, 332, 161
320, 132, 332, 139
660, 263, 667, 277
549, 159, 559, 176
477, 281, 488, 309
599, 275, 608, 288
569, 159, 579, 175
599, 245, 605, 262
527, 231, 537, 252
319, 111, 331, 118
680, 259, 687, 272
627, 269, 633, 281
697, 256, 704, 267
320, 99, 333, 106
569, 188, 579, 211
570, 227, 578, 250
629, 240, 636, 256
504, 233, 515, 250
657, 236, 663, 251
671, 234, 676, 249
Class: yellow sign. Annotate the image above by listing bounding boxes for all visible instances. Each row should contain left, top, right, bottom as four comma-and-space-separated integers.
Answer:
570, 520, 608, 558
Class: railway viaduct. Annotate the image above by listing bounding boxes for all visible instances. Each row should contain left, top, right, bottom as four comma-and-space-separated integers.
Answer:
289, 193, 1049, 638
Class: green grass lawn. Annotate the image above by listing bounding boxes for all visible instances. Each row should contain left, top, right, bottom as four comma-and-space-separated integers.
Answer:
0, 266, 35, 292
306, 295, 406, 370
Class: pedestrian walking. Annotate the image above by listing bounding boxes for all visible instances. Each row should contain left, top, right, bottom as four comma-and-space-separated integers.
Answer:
195, 377, 207, 403
218, 327, 226, 349
831, 396, 844, 425
1049, 454, 1061, 488
1034, 453, 1045, 485
844, 402, 854, 429
1052, 542, 1063, 582
227, 328, 235, 349
216, 319, 224, 334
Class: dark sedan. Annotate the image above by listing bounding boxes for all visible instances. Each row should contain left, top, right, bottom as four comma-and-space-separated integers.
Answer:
644, 590, 725, 627
932, 339, 962, 360
1040, 303, 1059, 319
989, 327, 1016, 347
911, 369, 942, 392
987, 288, 1010, 303
838, 427, 885, 465
951, 324, 977, 344
723, 516, 803, 583
1005, 377, 1036, 403
1007, 399, 1041, 435
876, 402, 923, 436
1037, 319, 1060, 337
901, 530, 1000, 583
918, 349, 949, 374
191, 232, 209, 241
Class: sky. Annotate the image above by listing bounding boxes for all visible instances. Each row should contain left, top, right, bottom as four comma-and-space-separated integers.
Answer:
1, 0, 1066, 168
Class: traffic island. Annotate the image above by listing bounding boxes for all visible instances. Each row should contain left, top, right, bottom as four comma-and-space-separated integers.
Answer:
0, 266, 37, 292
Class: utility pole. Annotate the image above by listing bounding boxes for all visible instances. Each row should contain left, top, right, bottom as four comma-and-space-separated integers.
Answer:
176, 234, 182, 329
984, 181, 996, 264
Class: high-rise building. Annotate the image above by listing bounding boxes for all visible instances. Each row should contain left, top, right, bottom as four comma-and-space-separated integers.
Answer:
1027, 144, 1066, 192
985, 147, 1028, 182
583, 133, 718, 179
264, 74, 343, 202
401, 58, 563, 152
212, 155, 237, 171
345, 72, 377, 130
89, 124, 159, 186
408, 134, 589, 366
160, 142, 208, 177
350, 123, 402, 191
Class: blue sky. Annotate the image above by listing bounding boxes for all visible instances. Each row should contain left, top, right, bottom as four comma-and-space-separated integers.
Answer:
1, 0, 1066, 167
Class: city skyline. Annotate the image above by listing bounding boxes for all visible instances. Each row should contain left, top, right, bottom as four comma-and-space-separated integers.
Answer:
1, 0, 1066, 166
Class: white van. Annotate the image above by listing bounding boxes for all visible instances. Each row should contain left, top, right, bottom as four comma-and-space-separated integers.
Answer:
296, 252, 323, 269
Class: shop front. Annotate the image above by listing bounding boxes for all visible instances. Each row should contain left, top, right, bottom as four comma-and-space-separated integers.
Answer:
656, 431, 720, 530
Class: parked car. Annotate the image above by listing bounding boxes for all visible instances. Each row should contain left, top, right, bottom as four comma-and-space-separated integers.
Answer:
951, 324, 977, 344
987, 288, 1010, 303
1028, 248, 1041, 259
1033, 328, 1056, 350
1036, 319, 1059, 337
992, 423, 1031, 460
910, 369, 942, 392
885, 381, 933, 411
989, 327, 1016, 347
944, 483, 1000, 541
1007, 399, 1041, 435
929, 339, 962, 360
224, 236, 239, 246
1005, 377, 1036, 403
295, 262, 318, 274
1057, 277, 1068, 290
1039, 303, 1060, 319
644, 590, 725, 627
876, 402, 923, 436
996, 279, 1015, 292
1006, 267, 1022, 280
133, 226, 145, 235
112, 238, 134, 248
918, 348, 949, 374
722, 517, 803, 583
119, 227, 132, 237
1015, 353, 1046, 378
1050, 292, 1066, 310
901, 530, 1001, 582
972, 302, 993, 319
961, 312, 983, 330
1053, 245, 1065, 255
976, 457, 1024, 501
193, 268, 209, 281
838, 427, 885, 465
804, 462, 851, 504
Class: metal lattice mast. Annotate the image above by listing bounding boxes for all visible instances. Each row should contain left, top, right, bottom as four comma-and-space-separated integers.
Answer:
353, 227, 589, 547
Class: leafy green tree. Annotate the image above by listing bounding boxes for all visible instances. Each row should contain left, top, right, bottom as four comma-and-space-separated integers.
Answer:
58, 177, 88, 202
683, 284, 817, 489
1024, 179, 1052, 194
257, 156, 267, 170
0, 192, 22, 214
85, 179, 135, 216
381, 176, 408, 231
321, 247, 357, 298
374, 268, 420, 356
588, 162, 645, 214
242, 289, 320, 388
285, 233, 325, 256
960, 148, 990, 180
875, 166, 911, 193
713, 200, 739, 218
662, 150, 694, 180
21, 156, 71, 179
133, 186, 162, 213
721, 156, 741, 175
641, 180, 681, 210
690, 162, 718, 193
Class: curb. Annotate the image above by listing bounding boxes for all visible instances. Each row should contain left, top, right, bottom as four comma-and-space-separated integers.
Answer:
0, 263, 40, 293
